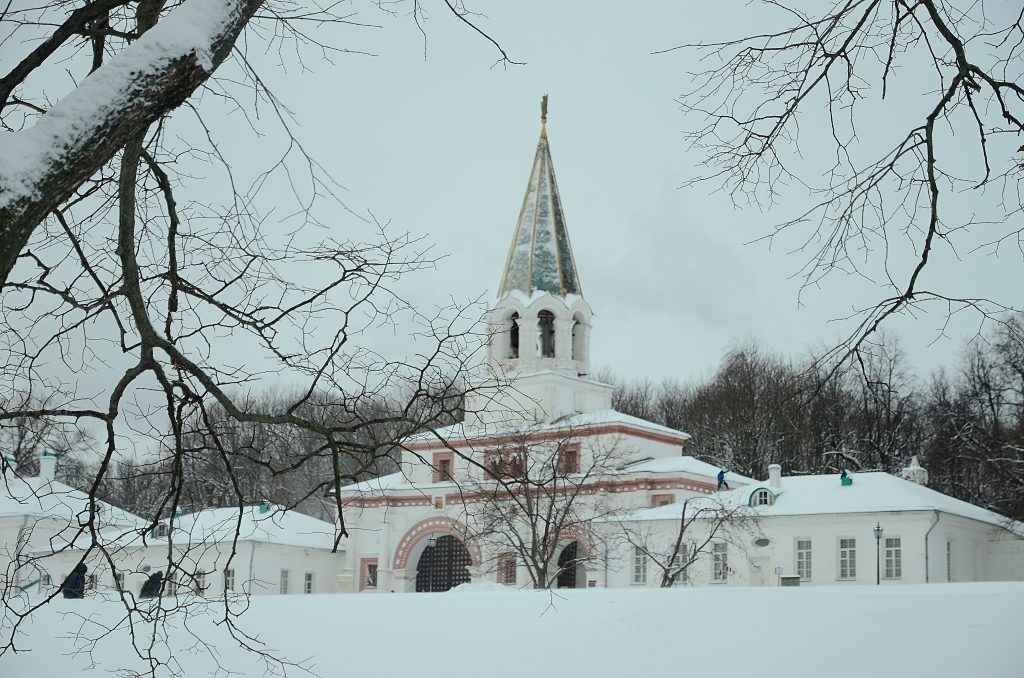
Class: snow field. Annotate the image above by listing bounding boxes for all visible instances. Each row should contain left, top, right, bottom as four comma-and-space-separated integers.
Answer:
3, 582, 1022, 677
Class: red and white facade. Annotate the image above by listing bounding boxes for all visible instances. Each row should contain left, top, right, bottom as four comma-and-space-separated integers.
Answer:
334, 114, 737, 593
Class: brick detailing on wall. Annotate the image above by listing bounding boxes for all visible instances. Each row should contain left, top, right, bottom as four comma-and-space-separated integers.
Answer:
392, 516, 482, 570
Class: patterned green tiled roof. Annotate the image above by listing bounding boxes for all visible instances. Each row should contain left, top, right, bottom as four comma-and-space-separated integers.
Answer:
498, 129, 582, 297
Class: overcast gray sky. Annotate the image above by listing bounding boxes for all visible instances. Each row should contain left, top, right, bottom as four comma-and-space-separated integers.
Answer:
4, 0, 1021, 447
231, 0, 1017, 385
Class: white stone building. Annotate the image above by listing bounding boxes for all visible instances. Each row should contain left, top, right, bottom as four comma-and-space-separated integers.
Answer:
610, 461, 1024, 588
2, 451, 343, 598
336, 108, 1024, 592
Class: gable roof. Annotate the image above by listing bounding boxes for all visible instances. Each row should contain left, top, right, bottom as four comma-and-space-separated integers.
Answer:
0, 474, 144, 528
158, 505, 341, 550
620, 471, 1022, 533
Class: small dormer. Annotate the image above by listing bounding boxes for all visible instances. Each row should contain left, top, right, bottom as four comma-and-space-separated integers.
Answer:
749, 487, 775, 507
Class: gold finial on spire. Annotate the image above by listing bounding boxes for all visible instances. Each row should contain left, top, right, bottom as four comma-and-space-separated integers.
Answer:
540, 94, 548, 138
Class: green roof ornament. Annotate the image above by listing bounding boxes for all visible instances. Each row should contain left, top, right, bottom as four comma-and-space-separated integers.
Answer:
840, 469, 853, 486
259, 501, 271, 514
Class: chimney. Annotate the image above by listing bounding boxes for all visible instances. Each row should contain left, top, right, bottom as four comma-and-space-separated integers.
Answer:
768, 464, 782, 490
2, 453, 16, 478
899, 455, 929, 486
38, 449, 57, 481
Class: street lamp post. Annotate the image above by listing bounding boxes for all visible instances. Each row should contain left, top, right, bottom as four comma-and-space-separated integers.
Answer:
873, 523, 884, 585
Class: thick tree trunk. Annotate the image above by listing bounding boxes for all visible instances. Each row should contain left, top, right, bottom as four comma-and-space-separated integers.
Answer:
0, 0, 264, 287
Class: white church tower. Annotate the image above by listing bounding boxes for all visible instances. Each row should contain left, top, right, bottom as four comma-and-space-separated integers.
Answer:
469, 97, 613, 427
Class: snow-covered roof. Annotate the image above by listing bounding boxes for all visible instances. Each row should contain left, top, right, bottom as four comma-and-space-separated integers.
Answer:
408, 408, 691, 446
0, 474, 144, 528
342, 471, 410, 494
619, 471, 1022, 532
156, 505, 341, 550
618, 456, 755, 485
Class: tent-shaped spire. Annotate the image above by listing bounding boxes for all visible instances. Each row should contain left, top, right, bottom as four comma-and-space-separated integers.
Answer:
498, 96, 582, 298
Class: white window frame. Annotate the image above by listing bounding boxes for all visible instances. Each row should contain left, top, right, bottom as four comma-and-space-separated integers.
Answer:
712, 542, 728, 583
304, 572, 314, 594
280, 569, 290, 594
224, 568, 235, 592
632, 545, 648, 585
884, 537, 902, 579
837, 537, 857, 580
753, 489, 773, 506
114, 571, 125, 591
194, 572, 207, 595
795, 538, 813, 581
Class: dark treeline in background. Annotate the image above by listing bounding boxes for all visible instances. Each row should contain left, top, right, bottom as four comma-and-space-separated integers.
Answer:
88, 386, 464, 524
605, 317, 1024, 522
10, 321, 1019, 523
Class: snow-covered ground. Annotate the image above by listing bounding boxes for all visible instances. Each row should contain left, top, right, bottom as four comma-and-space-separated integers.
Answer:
4, 583, 1021, 677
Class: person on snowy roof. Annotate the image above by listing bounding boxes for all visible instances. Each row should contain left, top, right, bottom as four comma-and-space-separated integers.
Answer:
60, 563, 87, 599
717, 469, 729, 491
140, 571, 163, 598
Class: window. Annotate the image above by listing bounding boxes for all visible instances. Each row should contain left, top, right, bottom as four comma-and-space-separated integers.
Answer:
486, 448, 525, 479
712, 543, 728, 582
304, 572, 314, 594
752, 489, 773, 506
632, 546, 648, 585
669, 544, 689, 584
497, 555, 517, 585
838, 538, 856, 579
86, 574, 98, 592
114, 571, 125, 592
538, 310, 556, 358
280, 569, 290, 594
509, 312, 520, 359
152, 523, 169, 539
433, 495, 444, 510
360, 558, 379, 591
884, 537, 902, 579
432, 452, 454, 483
165, 576, 177, 596
41, 574, 52, 587
946, 540, 953, 582
651, 494, 675, 507
557, 444, 580, 474
796, 539, 813, 580
224, 569, 235, 592
194, 572, 206, 595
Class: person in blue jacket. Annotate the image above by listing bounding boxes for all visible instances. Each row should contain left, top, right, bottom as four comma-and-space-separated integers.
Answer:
717, 469, 730, 491
61, 563, 87, 599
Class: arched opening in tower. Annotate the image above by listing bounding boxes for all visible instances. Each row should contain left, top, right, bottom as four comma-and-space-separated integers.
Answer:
509, 312, 520, 359
571, 317, 585, 362
538, 310, 556, 358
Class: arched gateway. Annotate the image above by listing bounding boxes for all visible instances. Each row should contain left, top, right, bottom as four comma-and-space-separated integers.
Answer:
393, 517, 481, 593
415, 535, 472, 592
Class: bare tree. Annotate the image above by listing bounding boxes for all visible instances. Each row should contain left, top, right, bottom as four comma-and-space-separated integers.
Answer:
457, 423, 630, 589
616, 494, 758, 587
671, 1, 1024, 373
0, 0, 516, 671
